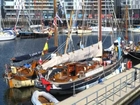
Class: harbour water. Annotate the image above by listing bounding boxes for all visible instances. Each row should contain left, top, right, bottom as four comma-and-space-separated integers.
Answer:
0, 32, 140, 105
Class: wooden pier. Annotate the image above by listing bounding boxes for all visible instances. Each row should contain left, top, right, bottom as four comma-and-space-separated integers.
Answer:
57, 64, 140, 105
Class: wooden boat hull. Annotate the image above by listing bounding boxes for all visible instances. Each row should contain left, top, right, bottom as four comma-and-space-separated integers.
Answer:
3, 61, 48, 88
35, 57, 123, 94
7, 78, 35, 88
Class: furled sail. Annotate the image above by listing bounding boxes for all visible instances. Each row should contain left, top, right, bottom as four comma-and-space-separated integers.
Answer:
42, 41, 102, 69
11, 47, 57, 62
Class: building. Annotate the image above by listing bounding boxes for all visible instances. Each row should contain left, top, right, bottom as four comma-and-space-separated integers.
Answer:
120, 0, 140, 24
3, 0, 115, 26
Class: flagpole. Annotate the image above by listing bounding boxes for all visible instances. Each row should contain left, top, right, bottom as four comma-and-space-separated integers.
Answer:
53, 0, 58, 47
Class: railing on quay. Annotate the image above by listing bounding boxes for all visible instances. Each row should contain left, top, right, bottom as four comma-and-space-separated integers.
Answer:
71, 68, 140, 105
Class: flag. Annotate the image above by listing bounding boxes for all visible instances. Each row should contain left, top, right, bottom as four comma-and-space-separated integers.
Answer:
53, 16, 57, 27
38, 57, 43, 65
53, 13, 63, 27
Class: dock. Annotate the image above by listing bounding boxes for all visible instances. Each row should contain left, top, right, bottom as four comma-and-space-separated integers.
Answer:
57, 64, 140, 105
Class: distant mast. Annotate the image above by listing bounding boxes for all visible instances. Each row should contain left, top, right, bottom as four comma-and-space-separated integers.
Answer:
98, 0, 102, 41
53, 0, 58, 47
0, 1, 2, 31
125, 5, 128, 43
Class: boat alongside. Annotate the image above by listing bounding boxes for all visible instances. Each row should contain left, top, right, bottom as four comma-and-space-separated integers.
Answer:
3, 61, 48, 88
60, 27, 92, 34
128, 25, 140, 33
91, 26, 117, 32
128, 28, 140, 33
34, 39, 123, 94
0, 2, 16, 41
0, 30, 16, 41
123, 41, 140, 58
31, 90, 59, 105
31, 25, 54, 37
33, 0, 123, 95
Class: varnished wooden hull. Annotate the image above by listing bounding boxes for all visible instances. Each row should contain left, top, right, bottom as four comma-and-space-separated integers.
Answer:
35, 57, 123, 94
8, 78, 35, 88
4, 61, 48, 88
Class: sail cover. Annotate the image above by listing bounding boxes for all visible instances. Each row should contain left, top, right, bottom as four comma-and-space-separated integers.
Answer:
42, 41, 103, 69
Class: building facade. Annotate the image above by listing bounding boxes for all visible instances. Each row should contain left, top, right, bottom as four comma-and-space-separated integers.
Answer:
3, 0, 115, 21
3, 0, 117, 27
121, 0, 140, 19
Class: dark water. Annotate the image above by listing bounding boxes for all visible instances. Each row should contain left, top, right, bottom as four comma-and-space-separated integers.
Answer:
0, 33, 140, 105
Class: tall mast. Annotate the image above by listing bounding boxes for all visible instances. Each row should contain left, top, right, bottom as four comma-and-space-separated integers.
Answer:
53, 0, 58, 47
0, 1, 2, 31
64, 10, 74, 53
98, 0, 102, 41
125, 5, 128, 43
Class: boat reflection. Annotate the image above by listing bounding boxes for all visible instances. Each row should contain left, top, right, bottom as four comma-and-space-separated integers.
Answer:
4, 87, 38, 105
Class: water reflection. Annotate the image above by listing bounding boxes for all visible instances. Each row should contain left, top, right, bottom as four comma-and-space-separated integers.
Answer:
4, 86, 73, 105
4, 87, 37, 105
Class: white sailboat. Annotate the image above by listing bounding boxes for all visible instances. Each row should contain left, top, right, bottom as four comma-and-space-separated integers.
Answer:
91, 25, 117, 32
91, 1, 117, 32
128, 26, 140, 33
0, 2, 16, 41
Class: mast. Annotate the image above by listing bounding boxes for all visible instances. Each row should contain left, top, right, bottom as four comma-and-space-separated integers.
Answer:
64, 11, 74, 53
125, 5, 128, 43
98, 0, 102, 41
0, 1, 2, 31
53, 0, 58, 47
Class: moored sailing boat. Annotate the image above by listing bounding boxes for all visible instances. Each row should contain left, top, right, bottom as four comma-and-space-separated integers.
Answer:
0, 2, 16, 41
3, 60, 48, 88
34, 0, 123, 94
122, 5, 140, 58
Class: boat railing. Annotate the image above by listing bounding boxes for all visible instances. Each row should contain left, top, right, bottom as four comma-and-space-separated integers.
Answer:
71, 68, 140, 105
